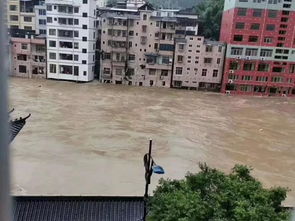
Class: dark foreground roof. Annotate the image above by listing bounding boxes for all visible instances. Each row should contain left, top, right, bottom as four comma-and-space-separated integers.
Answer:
9, 114, 30, 143
13, 196, 144, 221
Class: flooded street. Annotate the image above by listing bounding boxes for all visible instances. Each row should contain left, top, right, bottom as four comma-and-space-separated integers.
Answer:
9, 78, 295, 205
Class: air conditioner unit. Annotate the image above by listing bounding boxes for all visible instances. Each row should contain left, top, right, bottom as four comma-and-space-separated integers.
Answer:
228, 79, 234, 84
229, 70, 235, 74
226, 90, 231, 95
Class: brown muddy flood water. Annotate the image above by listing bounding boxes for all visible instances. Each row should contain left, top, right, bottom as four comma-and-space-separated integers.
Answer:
9, 78, 295, 205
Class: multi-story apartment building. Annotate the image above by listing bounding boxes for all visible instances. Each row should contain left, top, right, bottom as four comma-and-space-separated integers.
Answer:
220, 0, 295, 96
99, 2, 225, 89
35, 4, 47, 35
7, 0, 43, 31
10, 36, 47, 78
46, 0, 97, 82
173, 37, 225, 90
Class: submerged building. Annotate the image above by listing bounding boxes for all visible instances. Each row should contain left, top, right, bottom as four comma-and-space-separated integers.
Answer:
99, 2, 226, 89
45, 0, 97, 82
220, 0, 295, 96
10, 36, 47, 79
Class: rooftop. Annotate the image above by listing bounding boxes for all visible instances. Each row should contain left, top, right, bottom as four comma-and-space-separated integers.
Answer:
13, 196, 144, 221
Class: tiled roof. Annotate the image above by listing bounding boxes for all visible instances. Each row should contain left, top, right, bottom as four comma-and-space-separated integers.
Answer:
9, 114, 30, 143
13, 196, 144, 221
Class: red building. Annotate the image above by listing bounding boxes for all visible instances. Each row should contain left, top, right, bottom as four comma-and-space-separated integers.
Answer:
220, 0, 295, 96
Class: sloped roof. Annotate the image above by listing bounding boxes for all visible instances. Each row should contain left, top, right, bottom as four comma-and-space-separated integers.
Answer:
9, 114, 30, 143
13, 196, 144, 221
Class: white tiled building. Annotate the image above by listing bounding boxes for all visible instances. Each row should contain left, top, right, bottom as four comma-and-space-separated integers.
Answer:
46, 0, 97, 82
35, 4, 47, 35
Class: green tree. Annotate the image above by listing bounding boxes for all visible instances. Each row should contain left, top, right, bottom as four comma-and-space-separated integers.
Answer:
148, 163, 290, 221
196, 0, 224, 40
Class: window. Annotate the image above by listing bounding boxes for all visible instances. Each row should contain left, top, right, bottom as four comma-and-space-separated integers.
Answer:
49, 29, 56, 35
115, 68, 122, 75
49, 53, 56, 59
47, 5, 52, 11
234, 35, 243, 41
202, 69, 207, 76
142, 25, 147, 32
83, 25, 87, 29
242, 75, 253, 81
47, 17, 52, 23
10, 15, 18, 21
74, 55, 79, 61
24, 26, 32, 30
39, 19, 46, 25
245, 48, 258, 56
149, 69, 156, 75
83, 0, 87, 3
19, 65, 27, 73
162, 56, 170, 64
205, 45, 213, 52
49, 41, 56, 47
9, 5, 17, 11
24, 16, 32, 22
204, 58, 212, 64
250, 23, 260, 30
128, 54, 135, 61
272, 76, 283, 82
74, 42, 79, 49
230, 47, 243, 55
143, 14, 147, 20
229, 61, 239, 70
177, 55, 183, 63
82, 60, 87, 64
243, 62, 255, 71
260, 49, 273, 57
39, 9, 46, 15
161, 70, 168, 76
218, 46, 222, 52
266, 24, 275, 31
248, 36, 258, 42
21, 43, 27, 50
82, 49, 87, 53
74, 19, 79, 25
235, 22, 245, 29
82, 37, 87, 41
50, 64, 56, 73
176, 67, 182, 75
281, 17, 288, 22
74, 7, 79, 13
213, 70, 218, 77
256, 76, 268, 82
82, 13, 87, 17
103, 68, 111, 76
257, 63, 269, 72
253, 9, 262, 17
217, 58, 221, 64
268, 10, 277, 18
264, 37, 273, 43
237, 8, 247, 16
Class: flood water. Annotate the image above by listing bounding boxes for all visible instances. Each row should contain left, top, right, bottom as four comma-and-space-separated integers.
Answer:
9, 78, 295, 205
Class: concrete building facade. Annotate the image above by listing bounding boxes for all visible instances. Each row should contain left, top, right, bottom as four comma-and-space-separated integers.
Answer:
45, 0, 97, 82
10, 37, 47, 78
173, 37, 225, 90
7, 0, 43, 31
99, 2, 225, 89
35, 4, 47, 35
220, 0, 295, 96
